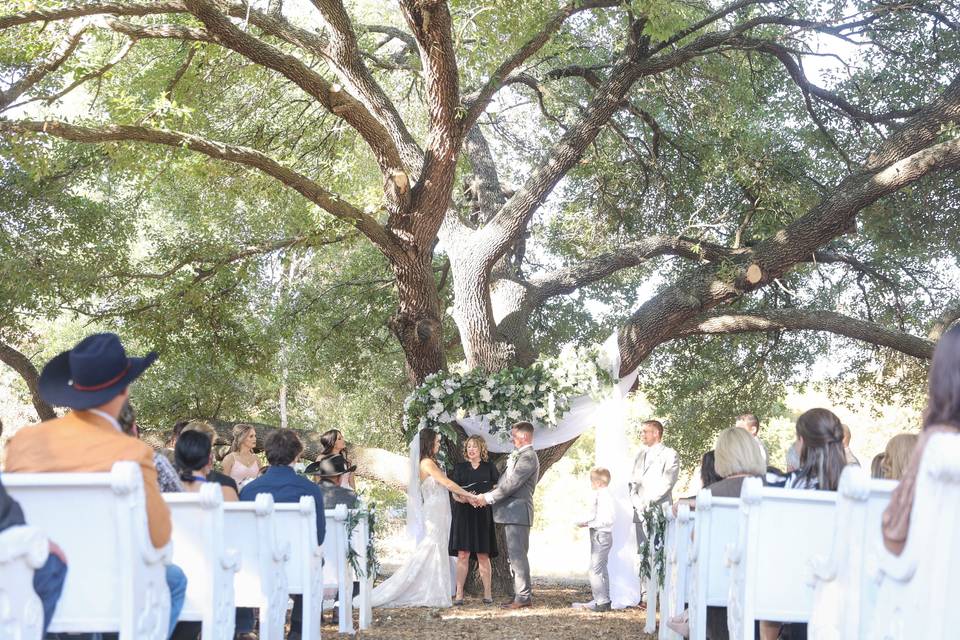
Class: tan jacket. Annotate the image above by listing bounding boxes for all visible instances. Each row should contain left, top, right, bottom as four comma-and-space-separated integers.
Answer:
4, 410, 172, 549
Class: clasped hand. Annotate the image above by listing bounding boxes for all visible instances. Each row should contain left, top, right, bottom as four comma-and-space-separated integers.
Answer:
459, 493, 486, 508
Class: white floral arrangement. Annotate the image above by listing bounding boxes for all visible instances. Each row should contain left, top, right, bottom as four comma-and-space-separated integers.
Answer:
403, 344, 617, 443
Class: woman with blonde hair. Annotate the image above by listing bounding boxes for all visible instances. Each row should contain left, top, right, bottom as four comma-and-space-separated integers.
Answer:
881, 433, 918, 480
222, 423, 260, 489
448, 435, 500, 605
711, 427, 767, 497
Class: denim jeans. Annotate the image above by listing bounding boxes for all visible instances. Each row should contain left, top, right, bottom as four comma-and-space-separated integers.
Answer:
34, 553, 68, 632
166, 564, 188, 638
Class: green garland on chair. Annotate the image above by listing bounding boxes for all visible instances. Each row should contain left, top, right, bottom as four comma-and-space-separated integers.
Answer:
638, 503, 668, 587
344, 502, 379, 579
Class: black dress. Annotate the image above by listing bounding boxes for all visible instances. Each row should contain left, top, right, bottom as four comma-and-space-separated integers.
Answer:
448, 461, 499, 558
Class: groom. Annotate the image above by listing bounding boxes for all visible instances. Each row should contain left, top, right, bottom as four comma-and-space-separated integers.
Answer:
475, 421, 540, 609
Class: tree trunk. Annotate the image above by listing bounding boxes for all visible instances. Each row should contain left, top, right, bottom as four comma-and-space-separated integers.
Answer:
387, 252, 447, 383
0, 340, 56, 422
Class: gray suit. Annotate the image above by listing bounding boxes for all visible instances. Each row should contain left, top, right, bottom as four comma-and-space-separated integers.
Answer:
629, 443, 679, 545
486, 446, 539, 602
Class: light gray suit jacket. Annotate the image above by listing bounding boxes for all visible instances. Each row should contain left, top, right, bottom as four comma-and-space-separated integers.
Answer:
629, 443, 679, 520
487, 446, 540, 526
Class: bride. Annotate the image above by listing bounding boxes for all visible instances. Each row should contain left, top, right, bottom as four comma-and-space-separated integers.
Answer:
371, 428, 476, 608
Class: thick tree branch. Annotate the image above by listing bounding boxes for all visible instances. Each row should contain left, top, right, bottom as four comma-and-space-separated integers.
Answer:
0, 22, 88, 111
182, 0, 407, 179
0, 341, 56, 421
461, 0, 623, 131
676, 309, 934, 360
463, 125, 508, 224
309, 0, 423, 177
0, 1, 186, 28
617, 73, 960, 375
396, 0, 461, 242
1, 119, 398, 254
529, 236, 749, 302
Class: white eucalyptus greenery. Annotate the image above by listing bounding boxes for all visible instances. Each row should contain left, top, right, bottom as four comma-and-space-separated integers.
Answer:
403, 344, 616, 443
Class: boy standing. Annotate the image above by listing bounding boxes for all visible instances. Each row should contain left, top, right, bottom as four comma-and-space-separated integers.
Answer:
574, 467, 615, 612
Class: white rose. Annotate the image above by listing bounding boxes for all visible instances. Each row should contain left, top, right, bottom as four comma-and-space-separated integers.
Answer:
486, 378, 496, 389
429, 387, 444, 399
533, 407, 547, 419
456, 408, 467, 420
507, 409, 521, 420
479, 388, 493, 402
433, 402, 444, 413
523, 383, 534, 393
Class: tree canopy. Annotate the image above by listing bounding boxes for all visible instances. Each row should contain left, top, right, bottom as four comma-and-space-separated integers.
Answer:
1, 0, 959, 459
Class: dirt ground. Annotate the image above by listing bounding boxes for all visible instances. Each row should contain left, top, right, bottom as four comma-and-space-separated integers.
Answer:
323, 579, 656, 639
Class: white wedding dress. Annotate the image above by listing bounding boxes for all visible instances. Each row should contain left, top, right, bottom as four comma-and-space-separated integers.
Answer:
370, 474, 453, 608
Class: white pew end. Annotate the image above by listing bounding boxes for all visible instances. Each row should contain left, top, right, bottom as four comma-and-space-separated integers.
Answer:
349, 509, 373, 631
870, 431, 960, 640
660, 502, 694, 640
273, 496, 323, 640
0, 524, 49, 640
165, 484, 241, 640
727, 476, 838, 640
322, 504, 353, 635
224, 493, 290, 640
688, 490, 739, 640
5, 462, 170, 639
808, 466, 895, 640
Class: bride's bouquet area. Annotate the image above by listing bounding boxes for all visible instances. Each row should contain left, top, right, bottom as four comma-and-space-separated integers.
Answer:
403, 344, 617, 444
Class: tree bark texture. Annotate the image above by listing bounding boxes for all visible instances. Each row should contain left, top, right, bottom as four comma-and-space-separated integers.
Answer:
0, 341, 56, 422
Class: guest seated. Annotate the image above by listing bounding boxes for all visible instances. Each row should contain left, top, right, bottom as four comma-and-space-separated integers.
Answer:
180, 422, 240, 496
118, 401, 182, 492
711, 427, 767, 497
3, 333, 189, 639
1, 471, 67, 634
841, 423, 860, 466
761, 408, 846, 640
174, 430, 238, 501
870, 453, 886, 479
305, 454, 358, 509
880, 433, 918, 481
883, 325, 960, 555
318, 428, 356, 489
236, 429, 325, 640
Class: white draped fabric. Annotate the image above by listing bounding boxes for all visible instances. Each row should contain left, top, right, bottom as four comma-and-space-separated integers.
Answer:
459, 333, 643, 608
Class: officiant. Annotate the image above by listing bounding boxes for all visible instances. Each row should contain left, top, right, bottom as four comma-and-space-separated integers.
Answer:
449, 435, 500, 605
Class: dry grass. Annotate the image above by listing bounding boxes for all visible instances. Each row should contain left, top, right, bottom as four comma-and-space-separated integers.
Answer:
322, 580, 656, 639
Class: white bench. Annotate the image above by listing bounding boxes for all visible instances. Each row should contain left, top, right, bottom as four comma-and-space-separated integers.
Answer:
4, 461, 171, 639
165, 484, 241, 640
808, 466, 895, 640
321, 505, 374, 635
688, 490, 739, 640
322, 505, 354, 635
273, 496, 323, 640
0, 524, 49, 640
224, 494, 290, 640
659, 502, 694, 640
727, 477, 838, 640
869, 431, 960, 640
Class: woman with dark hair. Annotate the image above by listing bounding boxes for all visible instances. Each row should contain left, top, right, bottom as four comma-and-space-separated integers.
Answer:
174, 430, 238, 502
883, 324, 960, 555
371, 429, 476, 608
776, 408, 847, 491
700, 450, 723, 489
319, 428, 355, 489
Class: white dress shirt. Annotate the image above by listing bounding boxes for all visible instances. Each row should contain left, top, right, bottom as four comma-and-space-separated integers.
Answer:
581, 486, 615, 532
89, 409, 123, 432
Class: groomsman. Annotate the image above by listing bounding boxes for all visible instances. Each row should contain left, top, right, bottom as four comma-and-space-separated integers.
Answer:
629, 420, 679, 548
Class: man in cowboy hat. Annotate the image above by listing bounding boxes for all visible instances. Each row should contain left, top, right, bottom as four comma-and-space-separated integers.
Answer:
305, 454, 358, 509
4, 333, 190, 639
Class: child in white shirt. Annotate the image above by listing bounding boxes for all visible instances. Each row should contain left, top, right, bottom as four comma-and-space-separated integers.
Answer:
575, 467, 615, 612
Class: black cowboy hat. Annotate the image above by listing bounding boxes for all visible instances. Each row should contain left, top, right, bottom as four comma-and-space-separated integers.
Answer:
38, 333, 157, 410
305, 454, 357, 477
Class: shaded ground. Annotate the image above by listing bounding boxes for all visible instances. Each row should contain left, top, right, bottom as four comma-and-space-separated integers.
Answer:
323, 579, 656, 639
